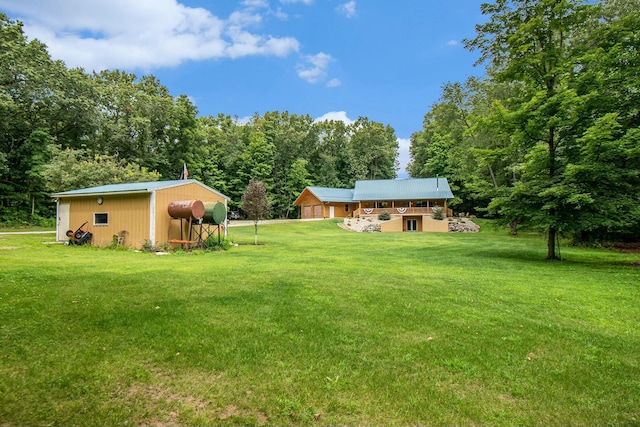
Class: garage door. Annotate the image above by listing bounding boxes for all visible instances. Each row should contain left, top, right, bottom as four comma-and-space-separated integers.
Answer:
303, 206, 312, 219
313, 204, 322, 218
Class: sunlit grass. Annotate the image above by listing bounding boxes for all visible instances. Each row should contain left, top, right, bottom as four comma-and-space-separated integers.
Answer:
1, 220, 639, 426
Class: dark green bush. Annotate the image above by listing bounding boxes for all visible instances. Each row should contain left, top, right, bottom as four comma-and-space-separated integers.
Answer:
378, 211, 391, 221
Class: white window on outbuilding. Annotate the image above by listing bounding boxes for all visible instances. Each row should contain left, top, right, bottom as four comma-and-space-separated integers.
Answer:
94, 212, 109, 226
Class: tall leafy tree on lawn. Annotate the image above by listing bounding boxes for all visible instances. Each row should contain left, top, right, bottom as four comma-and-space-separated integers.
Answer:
464, 0, 593, 259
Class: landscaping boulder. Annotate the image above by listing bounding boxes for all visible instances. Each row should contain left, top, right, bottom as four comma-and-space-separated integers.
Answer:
448, 219, 480, 233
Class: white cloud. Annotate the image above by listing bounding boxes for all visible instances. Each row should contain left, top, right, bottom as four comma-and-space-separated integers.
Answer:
326, 78, 341, 88
314, 111, 355, 125
280, 0, 313, 4
297, 52, 333, 84
446, 39, 459, 46
0, 0, 300, 71
242, 0, 269, 8
337, 1, 357, 18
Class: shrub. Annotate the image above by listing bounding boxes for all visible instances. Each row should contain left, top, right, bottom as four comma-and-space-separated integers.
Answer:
140, 240, 155, 253
155, 241, 170, 252
204, 235, 230, 251
378, 211, 391, 221
432, 207, 444, 220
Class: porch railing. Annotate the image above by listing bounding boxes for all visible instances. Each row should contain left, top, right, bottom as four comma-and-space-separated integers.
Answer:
352, 206, 453, 218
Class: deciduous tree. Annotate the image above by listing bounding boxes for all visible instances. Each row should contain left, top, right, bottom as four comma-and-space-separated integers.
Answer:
241, 180, 270, 245
465, 0, 592, 259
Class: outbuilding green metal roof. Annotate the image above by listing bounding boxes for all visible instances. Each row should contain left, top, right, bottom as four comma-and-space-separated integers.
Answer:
51, 179, 230, 200
305, 186, 355, 203
352, 178, 453, 201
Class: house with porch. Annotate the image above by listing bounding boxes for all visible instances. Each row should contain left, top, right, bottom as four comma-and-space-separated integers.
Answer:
293, 178, 455, 232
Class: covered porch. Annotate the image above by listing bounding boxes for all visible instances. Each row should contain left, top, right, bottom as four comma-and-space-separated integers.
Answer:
353, 200, 452, 218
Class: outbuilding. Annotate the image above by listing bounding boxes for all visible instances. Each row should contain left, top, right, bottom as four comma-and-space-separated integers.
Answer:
52, 180, 229, 248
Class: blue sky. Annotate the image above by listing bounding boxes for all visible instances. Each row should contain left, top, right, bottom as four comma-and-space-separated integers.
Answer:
1, 0, 487, 175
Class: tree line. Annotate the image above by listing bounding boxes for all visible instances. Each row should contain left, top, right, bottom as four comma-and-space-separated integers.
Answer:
408, 0, 640, 256
0, 12, 398, 223
3, 0, 639, 253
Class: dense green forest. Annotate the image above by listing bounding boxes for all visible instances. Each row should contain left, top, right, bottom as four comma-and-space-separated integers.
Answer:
2, 0, 639, 252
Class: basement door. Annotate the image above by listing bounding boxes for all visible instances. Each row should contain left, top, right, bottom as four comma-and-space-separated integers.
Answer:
57, 202, 70, 241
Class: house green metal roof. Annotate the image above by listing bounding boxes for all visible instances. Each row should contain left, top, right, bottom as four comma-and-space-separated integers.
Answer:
297, 178, 454, 204
305, 186, 355, 203
51, 179, 230, 200
352, 178, 453, 201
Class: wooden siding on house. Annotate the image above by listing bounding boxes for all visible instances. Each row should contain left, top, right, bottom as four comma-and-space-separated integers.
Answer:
327, 202, 358, 218
296, 189, 357, 219
296, 190, 321, 219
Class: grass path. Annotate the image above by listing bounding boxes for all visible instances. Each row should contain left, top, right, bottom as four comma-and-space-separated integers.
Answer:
1, 220, 639, 426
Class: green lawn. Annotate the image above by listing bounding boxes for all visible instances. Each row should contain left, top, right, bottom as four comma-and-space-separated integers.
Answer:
1, 220, 639, 426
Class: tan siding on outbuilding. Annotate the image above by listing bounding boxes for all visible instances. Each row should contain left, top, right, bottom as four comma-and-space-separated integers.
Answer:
155, 182, 227, 243
57, 181, 229, 249
64, 194, 150, 248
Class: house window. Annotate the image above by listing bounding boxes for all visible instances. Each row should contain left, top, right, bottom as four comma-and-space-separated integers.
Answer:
416, 200, 427, 207
345, 204, 350, 212
94, 212, 109, 226
407, 219, 418, 232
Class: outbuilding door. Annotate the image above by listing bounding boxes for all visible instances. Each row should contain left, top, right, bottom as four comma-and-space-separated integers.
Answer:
57, 202, 70, 241
313, 204, 322, 218
303, 206, 312, 219
329, 206, 335, 218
